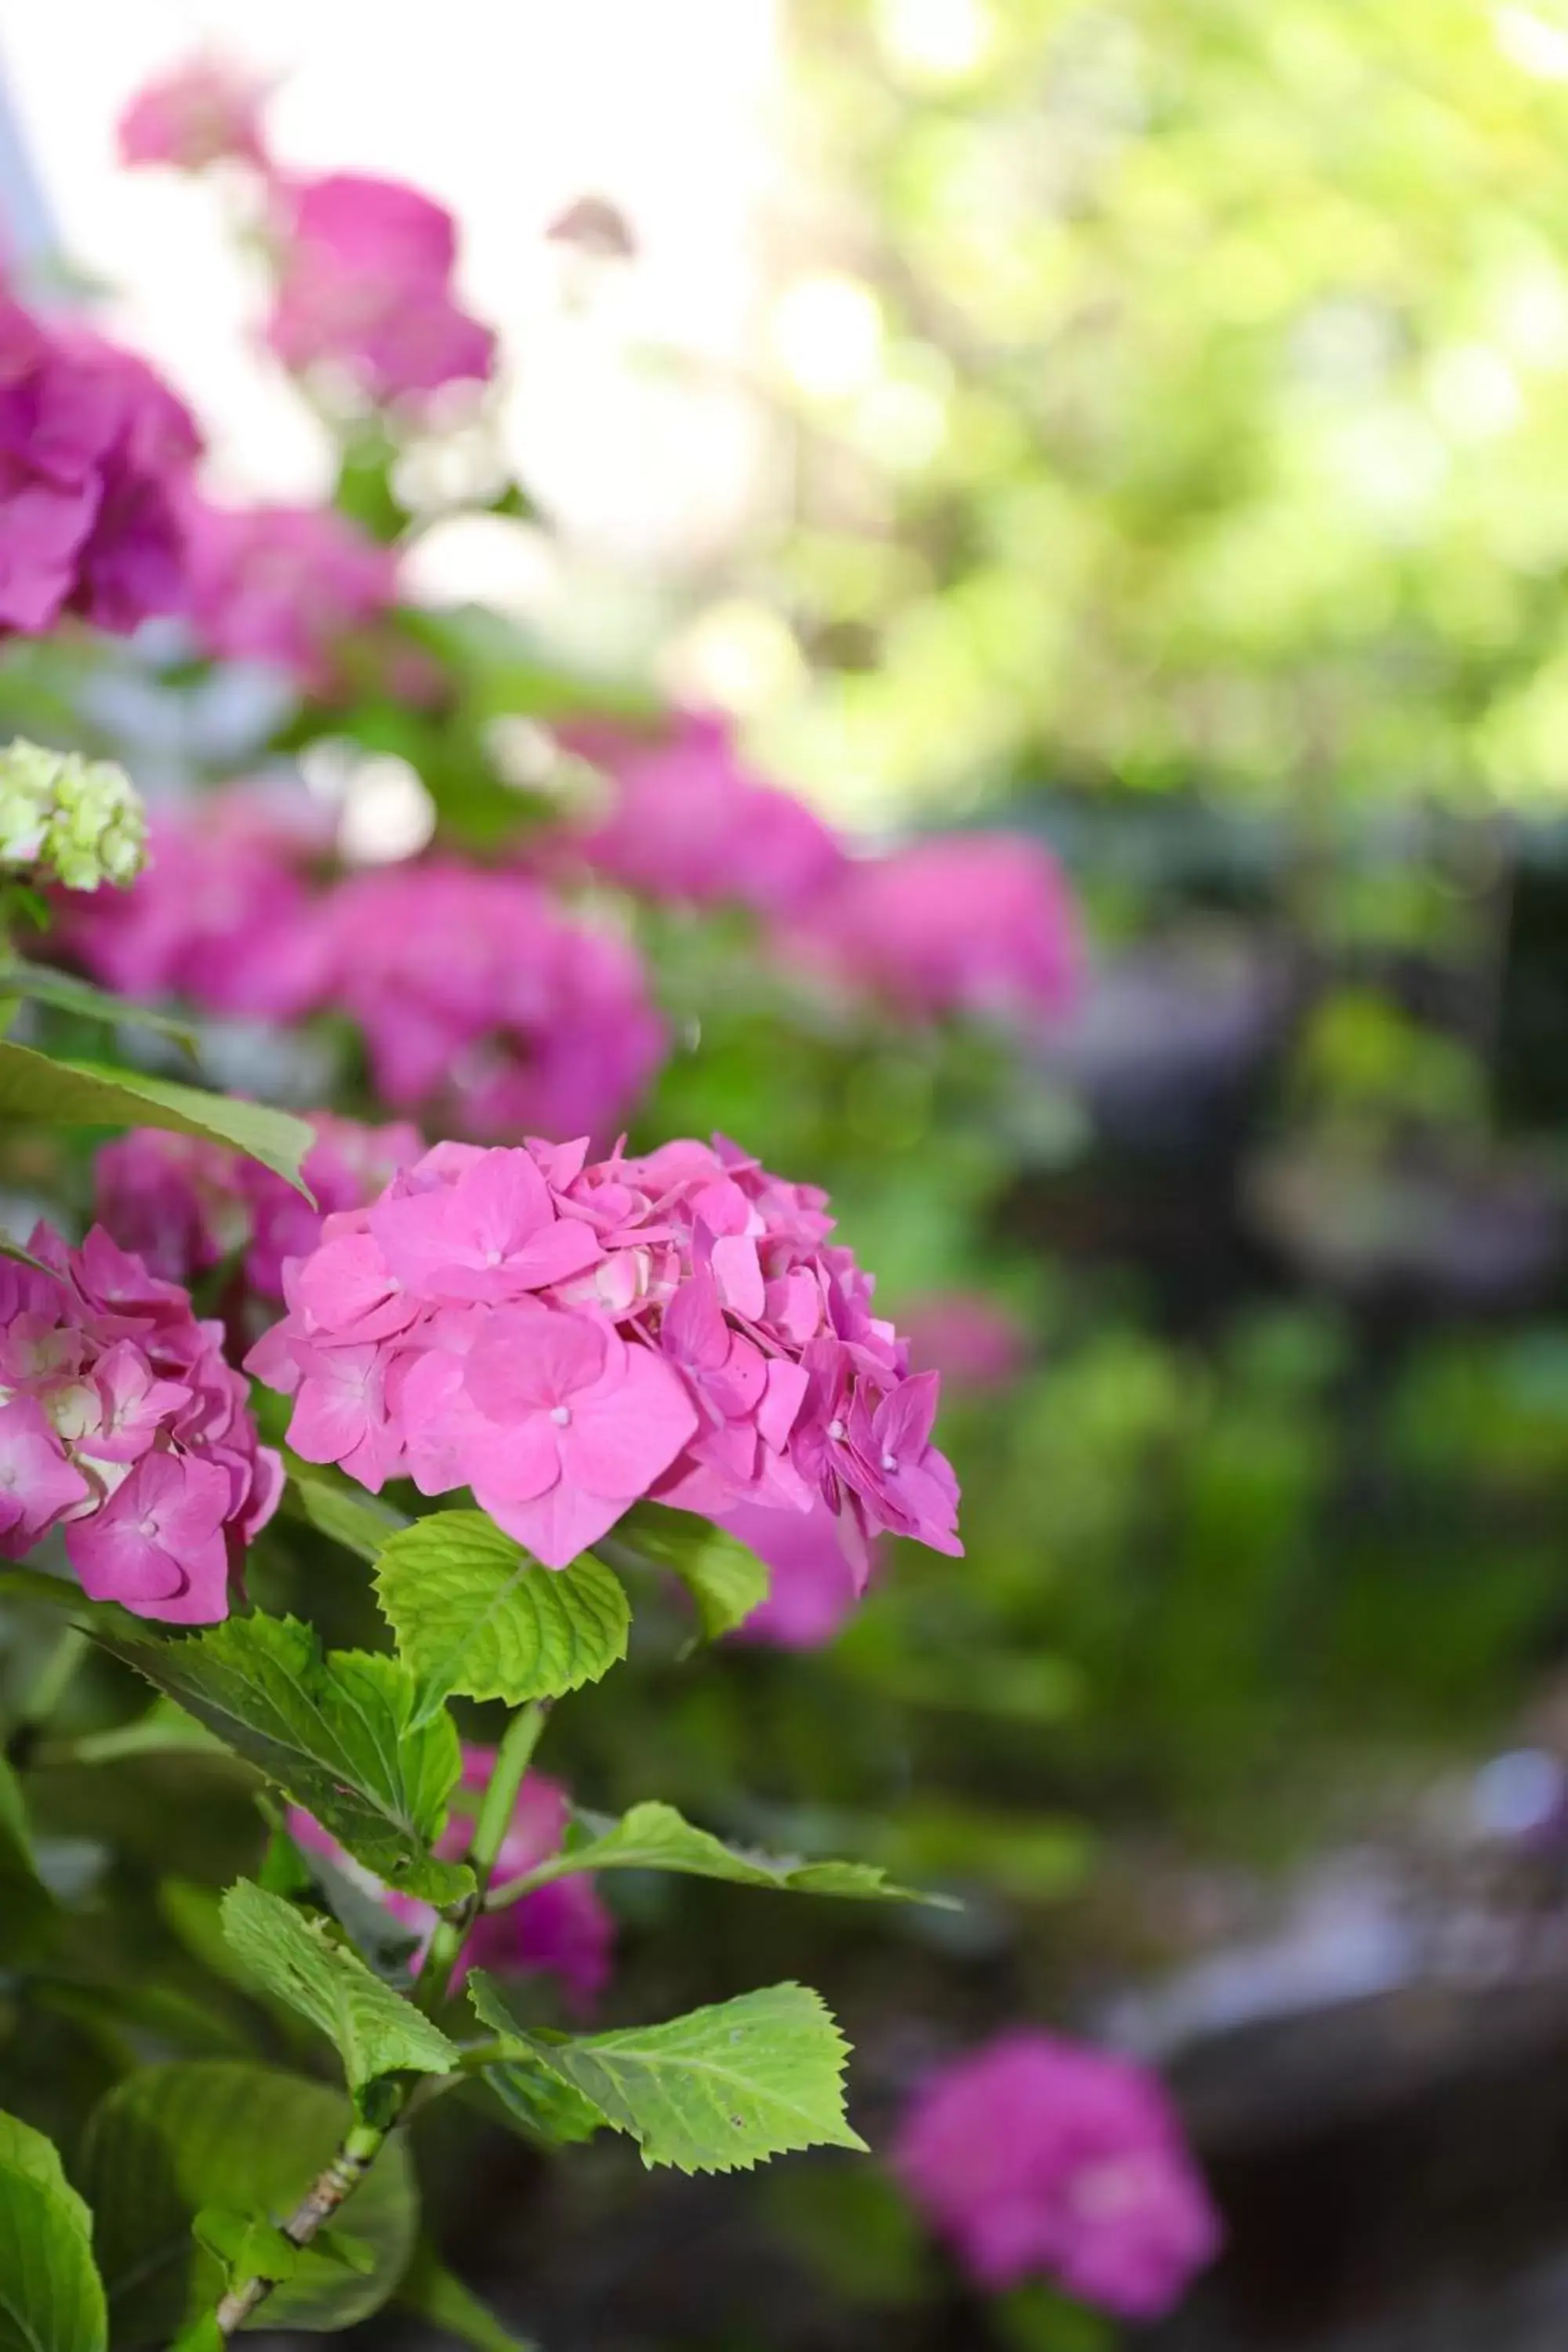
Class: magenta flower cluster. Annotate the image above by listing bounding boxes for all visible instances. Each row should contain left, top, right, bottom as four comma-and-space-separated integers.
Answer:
180, 499, 399, 691
120, 56, 493, 414
63, 795, 665, 1146
59, 783, 336, 1021
249, 1135, 961, 1573
290, 1745, 613, 2012
0, 1229, 281, 1624
562, 715, 1082, 1028
317, 863, 664, 1145
894, 2031, 1221, 2320
269, 173, 495, 410
561, 712, 844, 918
789, 833, 1081, 1025
118, 55, 268, 174
0, 292, 200, 640
96, 1113, 423, 1308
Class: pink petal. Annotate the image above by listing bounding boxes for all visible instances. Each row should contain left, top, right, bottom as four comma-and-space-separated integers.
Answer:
465, 1303, 608, 1417
474, 1478, 630, 1570
557, 1345, 699, 1498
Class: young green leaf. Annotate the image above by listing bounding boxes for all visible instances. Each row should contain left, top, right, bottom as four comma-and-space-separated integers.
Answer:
489, 1799, 956, 1909
0, 1230, 64, 1278
0, 961, 198, 1050
479, 2047, 605, 2151
220, 1881, 459, 2092
0, 1037, 314, 1192
281, 1464, 410, 1564
0, 2147, 107, 2352
617, 1502, 768, 1639
394, 2240, 537, 2352
468, 1975, 866, 2175
374, 1510, 628, 1707
79, 2061, 418, 2344
104, 1613, 472, 1904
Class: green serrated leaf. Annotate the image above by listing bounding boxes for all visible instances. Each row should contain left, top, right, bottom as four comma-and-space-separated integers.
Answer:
0, 2151, 107, 2352
479, 2048, 605, 2151
468, 1975, 866, 2175
104, 1613, 472, 1905
619, 1502, 768, 1639
0, 1037, 314, 1193
80, 2061, 417, 2343
395, 2240, 535, 2352
493, 1799, 955, 1908
0, 962, 199, 1051
374, 1510, 628, 1708
281, 1465, 409, 1564
220, 1881, 458, 2092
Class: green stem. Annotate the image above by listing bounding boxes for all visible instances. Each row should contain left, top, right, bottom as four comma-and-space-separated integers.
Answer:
212, 2115, 390, 2339
5, 1622, 89, 1767
415, 1703, 546, 2016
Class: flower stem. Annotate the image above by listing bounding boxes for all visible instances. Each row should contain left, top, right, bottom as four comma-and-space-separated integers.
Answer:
212, 2114, 390, 2339
415, 1701, 546, 2016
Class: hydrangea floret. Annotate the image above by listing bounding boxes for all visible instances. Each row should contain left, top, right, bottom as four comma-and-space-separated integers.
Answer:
0, 739, 148, 893
249, 1135, 962, 1573
0, 1228, 281, 1622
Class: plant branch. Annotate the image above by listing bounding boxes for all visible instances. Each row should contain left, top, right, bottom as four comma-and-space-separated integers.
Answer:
415, 1702, 546, 2015
212, 2113, 390, 2339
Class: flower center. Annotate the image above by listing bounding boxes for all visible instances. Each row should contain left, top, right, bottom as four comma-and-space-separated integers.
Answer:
881, 1450, 898, 1472
550, 1404, 572, 1427
828, 1418, 847, 1442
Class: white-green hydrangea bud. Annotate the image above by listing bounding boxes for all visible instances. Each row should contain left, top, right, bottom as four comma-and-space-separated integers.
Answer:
0, 739, 148, 892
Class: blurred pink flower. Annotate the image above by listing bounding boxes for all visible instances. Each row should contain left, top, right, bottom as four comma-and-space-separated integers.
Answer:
788, 833, 1081, 1025
564, 712, 844, 916
895, 2031, 1221, 2319
182, 498, 398, 691
0, 1228, 279, 1623
902, 1291, 1027, 1391
118, 56, 269, 173
0, 296, 200, 638
59, 782, 333, 1020
267, 172, 495, 408
724, 1494, 866, 1649
95, 1112, 423, 1306
314, 862, 666, 1145
289, 1748, 613, 2010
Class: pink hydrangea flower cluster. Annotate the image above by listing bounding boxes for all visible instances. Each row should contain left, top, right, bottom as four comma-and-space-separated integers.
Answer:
0, 1227, 281, 1624
63, 791, 665, 1146
788, 833, 1081, 1026
95, 1112, 423, 1307
249, 1135, 962, 1573
561, 713, 844, 918
268, 172, 495, 409
117, 55, 269, 173
180, 498, 399, 691
311, 862, 665, 1145
57, 782, 334, 1021
289, 1747, 613, 2010
0, 293, 200, 638
894, 2031, 1221, 2319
